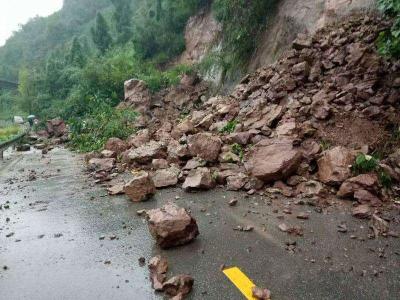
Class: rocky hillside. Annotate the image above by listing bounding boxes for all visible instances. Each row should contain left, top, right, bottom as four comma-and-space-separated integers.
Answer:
88, 14, 400, 225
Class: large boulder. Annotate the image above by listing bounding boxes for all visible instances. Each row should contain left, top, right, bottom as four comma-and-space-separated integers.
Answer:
46, 118, 67, 137
182, 167, 215, 191
88, 158, 115, 172
127, 129, 150, 148
104, 138, 128, 154
187, 133, 222, 162
147, 203, 199, 249
120, 79, 151, 113
337, 173, 379, 198
128, 141, 167, 164
152, 166, 180, 188
123, 171, 156, 202
317, 147, 356, 186
244, 138, 302, 183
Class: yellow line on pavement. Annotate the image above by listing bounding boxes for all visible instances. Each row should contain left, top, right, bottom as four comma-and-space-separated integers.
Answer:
223, 267, 257, 300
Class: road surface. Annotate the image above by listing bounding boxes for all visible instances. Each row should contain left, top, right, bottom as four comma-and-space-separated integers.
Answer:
1, 147, 400, 299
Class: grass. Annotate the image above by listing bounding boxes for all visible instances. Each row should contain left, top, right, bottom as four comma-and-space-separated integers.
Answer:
0, 125, 22, 143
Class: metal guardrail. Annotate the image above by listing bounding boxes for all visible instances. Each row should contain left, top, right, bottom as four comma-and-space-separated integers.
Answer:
0, 131, 28, 160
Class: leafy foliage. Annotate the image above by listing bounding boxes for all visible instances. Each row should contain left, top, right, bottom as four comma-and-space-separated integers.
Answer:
91, 13, 113, 55
352, 154, 379, 174
219, 119, 238, 134
231, 143, 244, 162
69, 104, 138, 152
377, 0, 400, 58
0, 125, 21, 143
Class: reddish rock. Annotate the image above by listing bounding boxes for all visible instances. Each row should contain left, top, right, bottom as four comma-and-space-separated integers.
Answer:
127, 129, 150, 148
354, 189, 381, 207
152, 167, 180, 188
337, 173, 379, 198
147, 203, 199, 249
370, 214, 389, 237
226, 173, 248, 191
101, 150, 116, 159
124, 171, 156, 202
293, 34, 312, 50
88, 158, 115, 172
273, 181, 294, 197
317, 147, 355, 186
245, 138, 302, 183
187, 133, 222, 162
167, 139, 189, 161
46, 118, 67, 137
225, 132, 253, 145
182, 167, 215, 191
148, 255, 168, 291
352, 204, 371, 219
104, 138, 128, 154
252, 286, 271, 300
296, 180, 324, 197
152, 159, 169, 170
128, 141, 167, 164
107, 184, 125, 195
163, 275, 194, 300
121, 79, 151, 113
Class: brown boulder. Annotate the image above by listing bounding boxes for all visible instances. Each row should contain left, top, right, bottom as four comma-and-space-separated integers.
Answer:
163, 275, 194, 300
128, 141, 167, 164
226, 173, 248, 191
245, 138, 302, 183
337, 173, 379, 198
168, 139, 189, 160
182, 167, 215, 191
317, 147, 355, 186
88, 158, 115, 172
101, 150, 117, 159
188, 133, 222, 162
147, 203, 199, 249
127, 129, 150, 148
352, 204, 371, 219
152, 167, 180, 188
148, 255, 168, 291
104, 138, 128, 154
354, 190, 382, 207
46, 118, 67, 137
123, 171, 156, 202
122, 79, 151, 113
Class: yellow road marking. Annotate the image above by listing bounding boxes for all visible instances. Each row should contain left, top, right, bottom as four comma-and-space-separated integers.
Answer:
223, 267, 257, 300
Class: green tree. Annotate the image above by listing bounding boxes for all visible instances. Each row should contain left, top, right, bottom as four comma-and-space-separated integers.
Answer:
91, 13, 112, 54
111, 0, 133, 44
17, 68, 36, 114
68, 37, 86, 67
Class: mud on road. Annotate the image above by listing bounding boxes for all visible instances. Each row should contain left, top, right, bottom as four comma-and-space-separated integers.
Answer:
1, 148, 400, 299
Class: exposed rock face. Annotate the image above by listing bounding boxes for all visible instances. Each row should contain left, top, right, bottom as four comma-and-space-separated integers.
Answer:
104, 138, 128, 154
317, 147, 355, 186
182, 167, 215, 191
337, 173, 379, 198
128, 141, 167, 164
187, 133, 222, 162
147, 203, 199, 249
88, 158, 115, 172
123, 171, 156, 202
148, 255, 168, 291
46, 119, 67, 137
152, 167, 180, 188
163, 275, 194, 300
120, 79, 151, 113
245, 138, 302, 183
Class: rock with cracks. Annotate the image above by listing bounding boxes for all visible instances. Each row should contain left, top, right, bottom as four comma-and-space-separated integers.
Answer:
245, 138, 302, 183
147, 203, 199, 249
182, 167, 215, 191
123, 171, 156, 202
163, 275, 194, 300
148, 255, 168, 291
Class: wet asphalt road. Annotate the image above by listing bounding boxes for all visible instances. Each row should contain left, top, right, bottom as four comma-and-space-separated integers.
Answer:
1, 147, 400, 300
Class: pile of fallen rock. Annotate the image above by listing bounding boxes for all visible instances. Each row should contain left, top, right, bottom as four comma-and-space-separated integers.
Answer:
86, 14, 400, 223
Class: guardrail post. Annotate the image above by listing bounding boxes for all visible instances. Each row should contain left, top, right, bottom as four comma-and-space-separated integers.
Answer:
0, 150, 3, 160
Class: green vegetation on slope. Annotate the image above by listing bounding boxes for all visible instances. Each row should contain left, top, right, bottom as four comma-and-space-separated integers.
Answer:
378, 0, 400, 58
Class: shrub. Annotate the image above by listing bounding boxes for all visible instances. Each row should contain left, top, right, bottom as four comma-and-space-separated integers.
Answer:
377, 0, 400, 58
219, 120, 238, 134
231, 143, 244, 161
352, 153, 379, 174
69, 104, 137, 152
